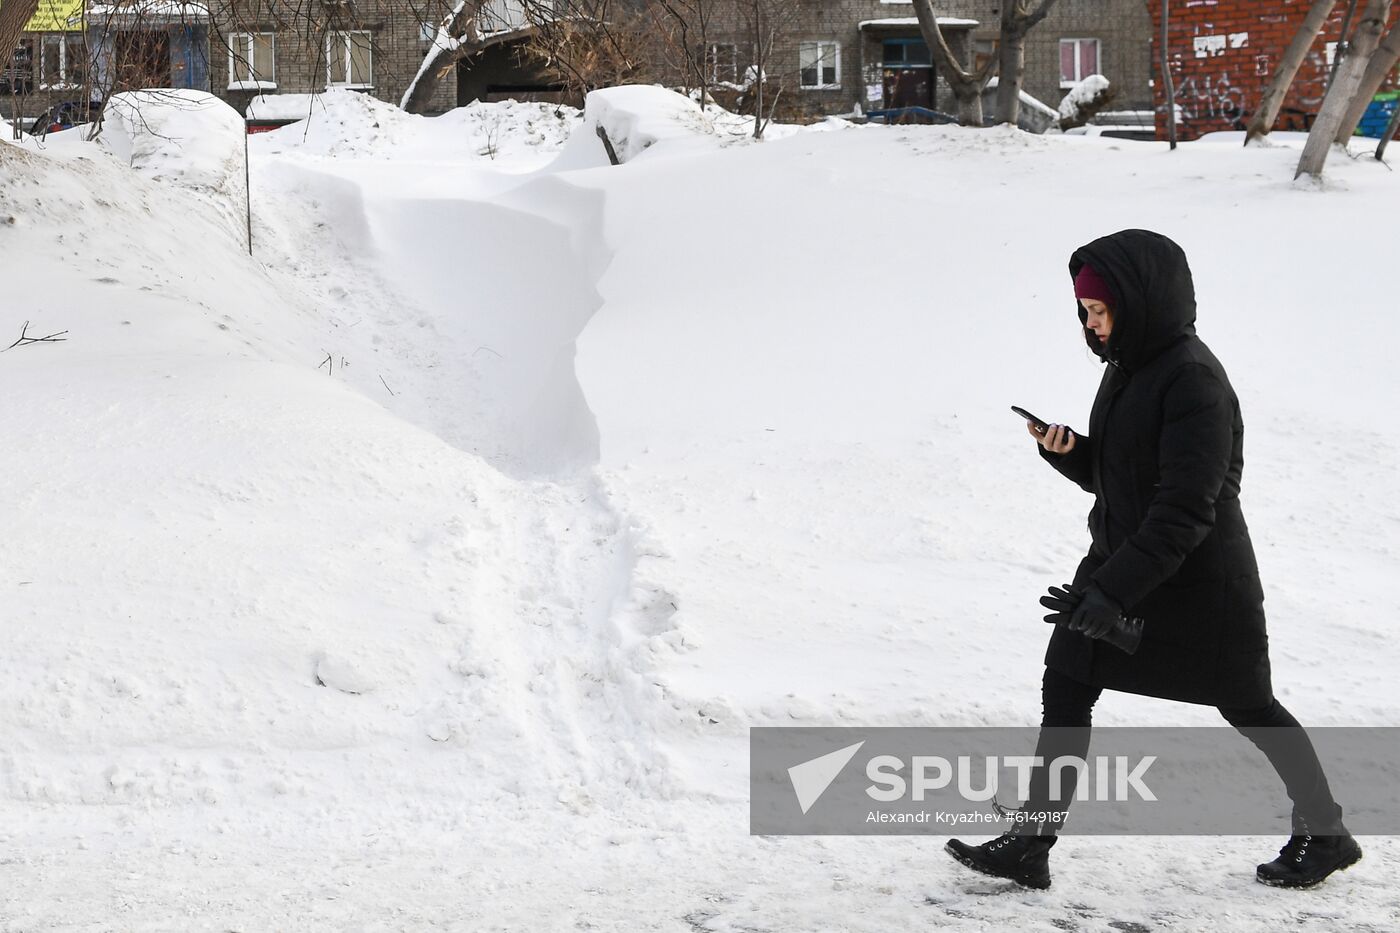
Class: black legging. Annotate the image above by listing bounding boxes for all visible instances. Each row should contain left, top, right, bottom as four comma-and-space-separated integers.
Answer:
1024, 666, 1342, 832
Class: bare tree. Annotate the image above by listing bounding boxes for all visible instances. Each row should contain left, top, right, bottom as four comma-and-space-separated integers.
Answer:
518, 1, 656, 100
647, 0, 718, 108
1333, 21, 1400, 141
993, 0, 1059, 127
1244, 0, 1336, 144
0, 0, 41, 79
1, 0, 41, 135
731, 0, 802, 138
1296, 0, 1391, 178
911, 0, 996, 125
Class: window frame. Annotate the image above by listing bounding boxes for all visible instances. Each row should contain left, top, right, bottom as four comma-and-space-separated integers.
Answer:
326, 30, 374, 89
37, 32, 85, 89
1059, 37, 1101, 88
799, 40, 841, 90
228, 31, 277, 88
705, 42, 738, 85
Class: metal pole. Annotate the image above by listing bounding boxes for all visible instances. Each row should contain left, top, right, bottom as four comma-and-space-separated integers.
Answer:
1161, 0, 1178, 149
244, 122, 252, 256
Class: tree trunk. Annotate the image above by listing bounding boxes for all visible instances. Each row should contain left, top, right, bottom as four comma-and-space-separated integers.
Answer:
1334, 23, 1400, 142
401, 1, 481, 114
912, 0, 996, 125
995, 16, 1026, 126
994, 1, 1059, 127
0, 0, 42, 101
1376, 91, 1400, 155
1297, 0, 1392, 177
1245, 0, 1337, 144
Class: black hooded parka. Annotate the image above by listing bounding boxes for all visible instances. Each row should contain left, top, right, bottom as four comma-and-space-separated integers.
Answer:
1040, 229, 1273, 709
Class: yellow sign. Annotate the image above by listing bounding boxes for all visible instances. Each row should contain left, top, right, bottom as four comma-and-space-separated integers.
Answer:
23, 0, 85, 32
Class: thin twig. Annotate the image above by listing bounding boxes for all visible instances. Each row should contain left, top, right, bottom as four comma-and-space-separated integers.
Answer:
3, 321, 69, 351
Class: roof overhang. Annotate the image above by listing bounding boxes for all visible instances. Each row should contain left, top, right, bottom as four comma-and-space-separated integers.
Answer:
858, 17, 979, 31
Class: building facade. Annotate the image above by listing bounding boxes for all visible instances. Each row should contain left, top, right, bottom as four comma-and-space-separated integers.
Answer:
693, 0, 1155, 121
5, 0, 1154, 126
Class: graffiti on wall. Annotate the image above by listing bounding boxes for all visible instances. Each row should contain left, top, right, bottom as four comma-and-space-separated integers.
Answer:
1173, 70, 1248, 126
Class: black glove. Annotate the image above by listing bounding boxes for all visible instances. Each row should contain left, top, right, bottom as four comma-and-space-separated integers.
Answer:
1039, 582, 1081, 626
1069, 584, 1122, 639
1039, 583, 1145, 655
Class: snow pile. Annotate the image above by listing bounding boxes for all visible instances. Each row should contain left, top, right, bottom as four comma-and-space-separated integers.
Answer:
100, 90, 245, 197
251, 89, 580, 166
550, 84, 843, 171
557, 85, 711, 167
1058, 73, 1112, 124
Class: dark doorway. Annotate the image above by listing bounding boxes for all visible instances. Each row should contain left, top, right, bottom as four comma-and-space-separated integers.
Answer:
881, 38, 933, 110
115, 30, 171, 89
883, 68, 932, 109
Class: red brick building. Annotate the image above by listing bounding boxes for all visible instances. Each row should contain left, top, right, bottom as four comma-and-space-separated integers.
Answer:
1148, 0, 1400, 140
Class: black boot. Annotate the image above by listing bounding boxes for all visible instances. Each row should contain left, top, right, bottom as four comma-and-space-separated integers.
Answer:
1256, 814, 1363, 889
945, 830, 1057, 890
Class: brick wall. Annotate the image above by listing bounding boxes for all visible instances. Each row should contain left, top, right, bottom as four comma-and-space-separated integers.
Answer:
1147, 0, 1400, 141
212, 0, 458, 116
695, 0, 1153, 120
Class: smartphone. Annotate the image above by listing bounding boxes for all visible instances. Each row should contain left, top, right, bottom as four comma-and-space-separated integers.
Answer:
1011, 405, 1050, 434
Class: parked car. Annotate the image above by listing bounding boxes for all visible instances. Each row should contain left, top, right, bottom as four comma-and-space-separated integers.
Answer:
1062, 124, 1158, 141
27, 101, 103, 137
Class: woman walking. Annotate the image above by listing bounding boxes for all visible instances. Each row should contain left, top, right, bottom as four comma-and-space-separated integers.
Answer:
945, 229, 1361, 890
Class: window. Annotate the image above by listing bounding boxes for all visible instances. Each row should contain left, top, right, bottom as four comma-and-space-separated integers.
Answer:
799, 41, 840, 89
38, 34, 86, 88
228, 32, 275, 86
419, 22, 437, 45
1059, 38, 1100, 87
706, 42, 737, 84
882, 39, 930, 67
973, 38, 998, 74
327, 31, 373, 87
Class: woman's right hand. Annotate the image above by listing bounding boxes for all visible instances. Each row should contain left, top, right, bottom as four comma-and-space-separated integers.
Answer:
1028, 421, 1076, 453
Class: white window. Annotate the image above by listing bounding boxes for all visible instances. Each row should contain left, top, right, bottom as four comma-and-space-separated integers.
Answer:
39, 33, 86, 88
799, 40, 840, 89
1059, 38, 1100, 87
228, 32, 276, 87
706, 42, 737, 84
327, 31, 373, 88
419, 22, 436, 44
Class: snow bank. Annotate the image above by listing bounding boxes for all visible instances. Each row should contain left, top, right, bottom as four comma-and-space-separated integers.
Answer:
101, 89, 245, 198
250, 89, 580, 167
583, 85, 712, 163
1058, 74, 1112, 124
549, 84, 838, 171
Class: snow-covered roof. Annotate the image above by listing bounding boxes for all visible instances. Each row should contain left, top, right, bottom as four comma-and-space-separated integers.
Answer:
858, 17, 979, 29
87, 0, 207, 19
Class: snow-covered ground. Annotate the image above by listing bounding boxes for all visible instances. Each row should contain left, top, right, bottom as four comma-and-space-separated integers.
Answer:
2, 88, 1396, 930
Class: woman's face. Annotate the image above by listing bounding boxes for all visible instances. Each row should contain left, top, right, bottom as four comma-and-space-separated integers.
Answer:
1081, 299, 1113, 346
